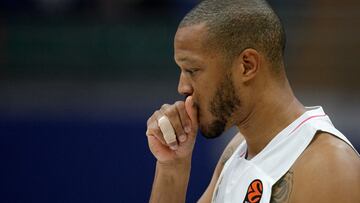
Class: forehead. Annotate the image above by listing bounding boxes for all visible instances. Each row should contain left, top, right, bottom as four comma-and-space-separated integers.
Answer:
174, 23, 211, 64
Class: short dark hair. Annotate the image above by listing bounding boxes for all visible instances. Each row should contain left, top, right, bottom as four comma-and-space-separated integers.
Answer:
179, 0, 286, 69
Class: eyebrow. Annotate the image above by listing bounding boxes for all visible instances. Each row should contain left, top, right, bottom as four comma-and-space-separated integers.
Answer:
176, 57, 189, 62
175, 56, 197, 64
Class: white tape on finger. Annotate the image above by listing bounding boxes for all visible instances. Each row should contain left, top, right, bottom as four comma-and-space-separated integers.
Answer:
158, 116, 177, 145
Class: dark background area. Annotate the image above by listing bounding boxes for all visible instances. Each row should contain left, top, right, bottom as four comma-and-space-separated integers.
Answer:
0, 0, 359, 202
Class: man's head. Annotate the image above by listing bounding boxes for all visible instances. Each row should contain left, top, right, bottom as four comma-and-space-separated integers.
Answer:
180, 0, 286, 68
174, 0, 286, 138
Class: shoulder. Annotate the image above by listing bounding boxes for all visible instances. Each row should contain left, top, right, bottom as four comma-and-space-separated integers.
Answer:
295, 131, 359, 171
290, 131, 360, 202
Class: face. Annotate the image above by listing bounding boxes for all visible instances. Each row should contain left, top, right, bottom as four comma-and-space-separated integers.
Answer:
174, 23, 241, 138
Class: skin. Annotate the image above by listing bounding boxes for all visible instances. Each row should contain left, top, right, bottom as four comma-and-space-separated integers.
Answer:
146, 23, 360, 203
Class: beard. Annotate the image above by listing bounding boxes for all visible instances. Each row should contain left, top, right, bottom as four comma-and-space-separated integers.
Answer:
199, 72, 241, 139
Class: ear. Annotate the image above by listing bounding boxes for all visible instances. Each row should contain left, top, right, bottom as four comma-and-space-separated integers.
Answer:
236, 48, 260, 82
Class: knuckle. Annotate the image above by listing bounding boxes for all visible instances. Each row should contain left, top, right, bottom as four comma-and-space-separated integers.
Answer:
161, 103, 170, 110
147, 126, 162, 137
147, 110, 161, 125
163, 106, 176, 118
175, 101, 184, 107
146, 116, 154, 126
154, 110, 161, 117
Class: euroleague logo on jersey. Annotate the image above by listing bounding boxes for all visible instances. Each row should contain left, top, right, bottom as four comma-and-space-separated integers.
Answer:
243, 179, 263, 203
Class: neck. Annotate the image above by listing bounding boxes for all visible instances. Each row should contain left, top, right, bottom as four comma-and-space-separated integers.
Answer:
237, 80, 305, 159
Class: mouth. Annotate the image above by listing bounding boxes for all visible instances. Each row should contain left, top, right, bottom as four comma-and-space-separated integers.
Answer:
187, 96, 224, 138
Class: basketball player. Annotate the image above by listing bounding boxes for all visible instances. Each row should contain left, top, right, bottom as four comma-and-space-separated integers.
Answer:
145, 0, 360, 202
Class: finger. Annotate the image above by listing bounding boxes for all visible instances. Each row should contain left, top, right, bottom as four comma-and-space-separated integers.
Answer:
160, 105, 186, 146
146, 111, 167, 145
185, 96, 198, 135
175, 101, 191, 142
163, 106, 187, 144
158, 115, 178, 149
156, 109, 178, 150
146, 122, 166, 146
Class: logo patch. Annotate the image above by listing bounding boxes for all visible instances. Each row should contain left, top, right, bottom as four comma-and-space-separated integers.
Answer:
243, 179, 263, 203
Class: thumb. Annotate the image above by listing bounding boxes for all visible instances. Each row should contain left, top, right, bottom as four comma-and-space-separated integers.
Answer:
185, 96, 198, 132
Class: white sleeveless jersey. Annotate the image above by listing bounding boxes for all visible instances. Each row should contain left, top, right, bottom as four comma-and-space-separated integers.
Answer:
212, 106, 359, 203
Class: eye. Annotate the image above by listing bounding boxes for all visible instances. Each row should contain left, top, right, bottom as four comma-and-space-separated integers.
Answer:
184, 68, 199, 76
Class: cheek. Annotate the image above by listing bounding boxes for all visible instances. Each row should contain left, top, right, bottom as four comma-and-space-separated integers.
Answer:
193, 70, 221, 121
194, 79, 214, 103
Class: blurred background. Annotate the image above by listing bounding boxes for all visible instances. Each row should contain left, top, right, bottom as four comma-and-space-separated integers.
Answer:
0, 0, 359, 202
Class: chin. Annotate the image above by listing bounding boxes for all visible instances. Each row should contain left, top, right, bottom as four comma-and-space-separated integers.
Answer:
200, 131, 222, 139
199, 120, 226, 139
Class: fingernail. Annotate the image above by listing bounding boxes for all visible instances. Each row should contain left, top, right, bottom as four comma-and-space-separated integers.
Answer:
169, 143, 178, 151
185, 126, 191, 134
179, 134, 187, 142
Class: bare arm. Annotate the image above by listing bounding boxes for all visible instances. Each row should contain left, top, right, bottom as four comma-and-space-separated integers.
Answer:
287, 132, 360, 203
150, 160, 191, 203
146, 97, 198, 203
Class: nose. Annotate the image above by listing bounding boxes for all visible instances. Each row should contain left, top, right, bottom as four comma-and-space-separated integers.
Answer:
177, 72, 193, 96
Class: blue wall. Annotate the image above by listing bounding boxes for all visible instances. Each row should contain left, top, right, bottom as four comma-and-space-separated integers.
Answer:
0, 116, 232, 202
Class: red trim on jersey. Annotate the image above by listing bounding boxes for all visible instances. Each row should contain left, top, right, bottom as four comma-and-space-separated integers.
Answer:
290, 114, 327, 134
239, 114, 327, 158
240, 151, 246, 157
